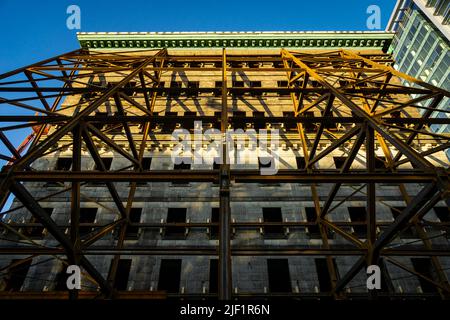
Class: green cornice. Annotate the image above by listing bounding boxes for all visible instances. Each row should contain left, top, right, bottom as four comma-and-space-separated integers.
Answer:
77, 31, 394, 52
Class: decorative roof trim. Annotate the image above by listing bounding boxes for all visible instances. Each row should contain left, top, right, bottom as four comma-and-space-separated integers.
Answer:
77, 31, 394, 52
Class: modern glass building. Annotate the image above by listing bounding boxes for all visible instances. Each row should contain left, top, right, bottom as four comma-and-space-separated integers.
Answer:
387, 0, 450, 159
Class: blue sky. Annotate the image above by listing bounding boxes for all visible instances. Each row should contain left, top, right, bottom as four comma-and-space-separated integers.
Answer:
0, 0, 396, 211
0, 0, 396, 72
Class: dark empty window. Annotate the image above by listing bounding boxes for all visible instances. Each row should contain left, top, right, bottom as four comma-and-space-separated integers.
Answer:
267, 259, 292, 293
411, 258, 438, 293
187, 81, 199, 96
79, 208, 97, 236
172, 161, 191, 185
378, 258, 394, 293
391, 111, 406, 127
170, 81, 182, 88
333, 157, 347, 169
3, 259, 32, 291
24, 208, 52, 238
296, 157, 306, 169
112, 81, 136, 96
283, 111, 296, 130
93, 157, 112, 171
107, 114, 124, 134
252, 111, 265, 129
233, 111, 246, 117
183, 111, 196, 130
310, 80, 320, 87
162, 112, 178, 132
54, 261, 69, 291
339, 80, 349, 87
165, 208, 186, 239
209, 259, 218, 294
391, 207, 416, 238
210, 208, 219, 239
435, 207, 450, 238
305, 207, 321, 239
348, 207, 367, 238
93, 112, 107, 130
24, 217, 43, 239
233, 111, 246, 130
250, 81, 262, 96
108, 259, 132, 291
156, 82, 166, 96
232, 81, 244, 96
263, 208, 284, 238
391, 111, 402, 118
434, 207, 450, 222
55, 158, 72, 171
125, 208, 142, 239
214, 81, 223, 97
158, 259, 181, 293
142, 157, 152, 170
140, 113, 159, 132
277, 81, 289, 96
374, 156, 386, 169
169, 81, 182, 97
213, 158, 221, 170
323, 111, 336, 130
302, 111, 315, 132
315, 258, 338, 292
136, 157, 152, 185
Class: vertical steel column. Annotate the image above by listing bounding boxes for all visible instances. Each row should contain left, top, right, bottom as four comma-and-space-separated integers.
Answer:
366, 124, 377, 300
69, 124, 82, 299
366, 125, 377, 252
219, 48, 232, 300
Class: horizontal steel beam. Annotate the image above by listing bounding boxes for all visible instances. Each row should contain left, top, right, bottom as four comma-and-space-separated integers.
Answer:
0, 87, 434, 95
1, 115, 449, 125
4, 170, 438, 183
0, 246, 449, 256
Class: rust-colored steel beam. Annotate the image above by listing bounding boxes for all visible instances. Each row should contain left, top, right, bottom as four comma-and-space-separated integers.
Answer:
0, 48, 449, 300
9, 180, 113, 295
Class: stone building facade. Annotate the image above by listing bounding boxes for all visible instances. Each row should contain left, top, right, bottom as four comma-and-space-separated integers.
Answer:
0, 32, 449, 299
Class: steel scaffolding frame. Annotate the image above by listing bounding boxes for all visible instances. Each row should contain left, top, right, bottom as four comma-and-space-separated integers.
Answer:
0, 47, 449, 300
